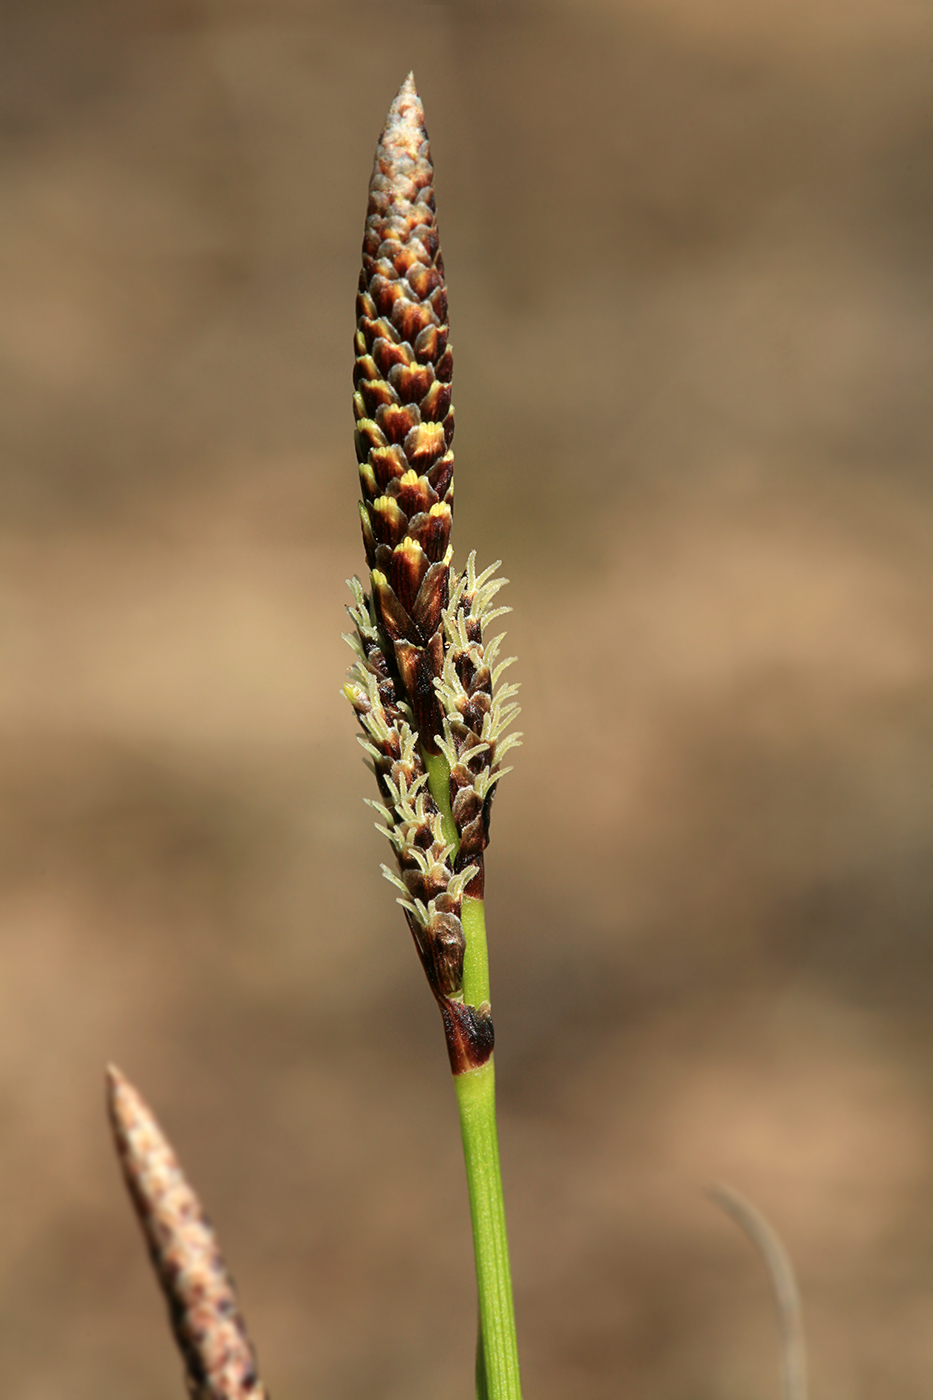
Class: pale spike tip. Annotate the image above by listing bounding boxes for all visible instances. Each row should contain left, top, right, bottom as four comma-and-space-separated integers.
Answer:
379, 72, 427, 162
105, 1062, 155, 1144
105, 1061, 132, 1120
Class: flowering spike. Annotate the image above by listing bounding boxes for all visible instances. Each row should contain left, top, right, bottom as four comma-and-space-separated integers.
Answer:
106, 1066, 267, 1400
344, 78, 520, 1068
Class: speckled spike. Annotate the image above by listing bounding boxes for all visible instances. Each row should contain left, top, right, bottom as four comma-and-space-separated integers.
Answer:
355, 74, 454, 751
106, 1067, 267, 1400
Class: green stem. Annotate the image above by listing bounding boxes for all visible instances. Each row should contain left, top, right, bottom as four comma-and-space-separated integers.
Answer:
422, 746, 522, 1400
455, 1055, 522, 1400
461, 895, 490, 1007
423, 749, 458, 851
456, 894, 521, 1400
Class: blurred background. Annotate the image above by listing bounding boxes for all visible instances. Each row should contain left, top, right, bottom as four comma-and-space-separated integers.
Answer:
0, 0, 931, 1396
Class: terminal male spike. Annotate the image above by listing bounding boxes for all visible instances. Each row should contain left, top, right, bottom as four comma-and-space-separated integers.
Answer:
353, 73, 454, 754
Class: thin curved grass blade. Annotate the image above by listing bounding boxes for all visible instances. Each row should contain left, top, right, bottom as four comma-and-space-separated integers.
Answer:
710, 1183, 808, 1400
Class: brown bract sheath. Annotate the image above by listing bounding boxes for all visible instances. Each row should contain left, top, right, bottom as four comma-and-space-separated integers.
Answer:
440, 999, 496, 1075
107, 1067, 267, 1400
354, 73, 454, 753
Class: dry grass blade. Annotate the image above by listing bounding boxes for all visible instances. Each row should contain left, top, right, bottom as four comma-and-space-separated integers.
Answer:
106, 1066, 268, 1400
710, 1183, 808, 1400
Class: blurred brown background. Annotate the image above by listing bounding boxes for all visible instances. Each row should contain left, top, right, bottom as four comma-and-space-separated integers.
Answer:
0, 0, 931, 1396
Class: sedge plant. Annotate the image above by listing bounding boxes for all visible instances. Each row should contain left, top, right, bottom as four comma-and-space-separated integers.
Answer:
103, 72, 814, 1400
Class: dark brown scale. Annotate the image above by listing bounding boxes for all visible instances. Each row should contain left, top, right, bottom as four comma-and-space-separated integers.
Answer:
359, 379, 398, 415
404, 421, 447, 470
376, 402, 419, 444
457, 815, 486, 860
410, 561, 447, 635
452, 786, 483, 828
406, 264, 442, 300
425, 914, 466, 999
429, 286, 448, 322
390, 362, 434, 403
419, 380, 450, 421
393, 297, 437, 342
371, 573, 417, 644
354, 420, 385, 463
370, 275, 406, 317
372, 337, 413, 376
407, 508, 450, 560
371, 496, 408, 547
470, 661, 493, 694
397, 472, 435, 517
370, 445, 408, 488
389, 539, 429, 617
450, 755, 480, 789
353, 354, 381, 385
414, 323, 447, 360
395, 639, 442, 743
461, 694, 490, 732
359, 315, 398, 348
427, 454, 454, 498
372, 542, 395, 573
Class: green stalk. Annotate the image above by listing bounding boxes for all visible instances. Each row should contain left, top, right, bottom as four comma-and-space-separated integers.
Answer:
455, 1044, 521, 1400
461, 894, 491, 1008
423, 747, 522, 1400
459, 890, 522, 1400
423, 750, 459, 852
